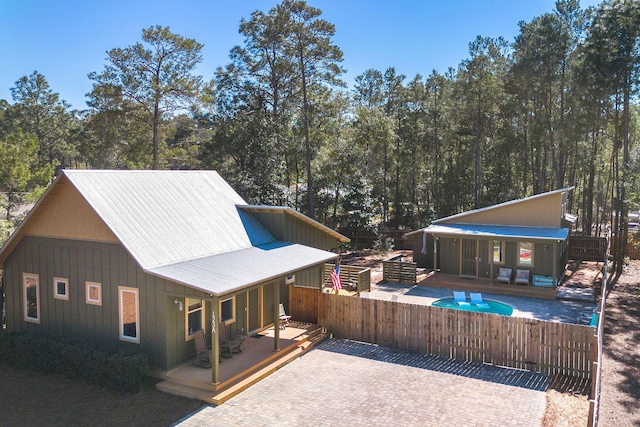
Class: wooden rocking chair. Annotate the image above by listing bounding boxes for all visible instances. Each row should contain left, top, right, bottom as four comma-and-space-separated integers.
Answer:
192, 329, 211, 368
219, 322, 246, 358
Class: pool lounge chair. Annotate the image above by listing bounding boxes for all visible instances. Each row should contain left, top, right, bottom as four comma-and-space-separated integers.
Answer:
496, 268, 512, 285
515, 269, 530, 285
453, 291, 470, 306
470, 292, 490, 308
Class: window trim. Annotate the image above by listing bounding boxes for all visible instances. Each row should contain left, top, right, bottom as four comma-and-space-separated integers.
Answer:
489, 240, 505, 265
53, 277, 69, 301
185, 297, 204, 341
86, 281, 102, 306
118, 286, 140, 343
220, 296, 236, 325
517, 241, 534, 267
23, 273, 40, 324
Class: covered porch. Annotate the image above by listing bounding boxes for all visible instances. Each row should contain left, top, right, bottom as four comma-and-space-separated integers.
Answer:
155, 321, 327, 405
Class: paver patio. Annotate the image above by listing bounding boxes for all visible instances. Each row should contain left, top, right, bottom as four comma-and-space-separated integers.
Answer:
176, 338, 548, 426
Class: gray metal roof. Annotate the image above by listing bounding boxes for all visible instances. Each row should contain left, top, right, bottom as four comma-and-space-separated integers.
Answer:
64, 170, 274, 269
58, 170, 339, 295
423, 223, 570, 242
149, 241, 336, 296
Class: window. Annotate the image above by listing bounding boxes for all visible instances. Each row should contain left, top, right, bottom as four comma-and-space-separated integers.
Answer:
86, 282, 102, 306
119, 286, 139, 343
186, 298, 204, 340
490, 240, 505, 264
220, 296, 236, 325
23, 273, 40, 323
53, 277, 69, 301
518, 242, 534, 267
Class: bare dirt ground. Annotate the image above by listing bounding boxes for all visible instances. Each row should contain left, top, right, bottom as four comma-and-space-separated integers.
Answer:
597, 260, 640, 426
0, 254, 637, 426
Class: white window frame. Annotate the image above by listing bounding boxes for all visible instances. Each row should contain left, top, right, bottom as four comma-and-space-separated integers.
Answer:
118, 286, 140, 343
220, 296, 236, 325
53, 277, 69, 301
185, 297, 204, 341
517, 241, 534, 267
489, 240, 505, 265
23, 273, 40, 324
86, 281, 102, 306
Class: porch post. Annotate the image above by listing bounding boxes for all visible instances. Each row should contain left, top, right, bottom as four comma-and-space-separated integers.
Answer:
211, 296, 220, 385
489, 239, 494, 283
274, 281, 280, 351
553, 243, 558, 287
433, 235, 438, 280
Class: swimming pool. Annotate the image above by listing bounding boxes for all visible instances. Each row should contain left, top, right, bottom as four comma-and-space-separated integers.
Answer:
431, 298, 513, 316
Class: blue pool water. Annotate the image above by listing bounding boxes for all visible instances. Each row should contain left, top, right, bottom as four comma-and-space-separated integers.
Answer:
432, 298, 513, 316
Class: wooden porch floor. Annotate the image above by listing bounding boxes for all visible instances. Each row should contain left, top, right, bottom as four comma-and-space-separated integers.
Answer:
156, 322, 328, 405
414, 260, 602, 301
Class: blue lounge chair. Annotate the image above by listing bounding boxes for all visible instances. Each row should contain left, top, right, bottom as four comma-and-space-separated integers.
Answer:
470, 292, 490, 308
453, 291, 470, 306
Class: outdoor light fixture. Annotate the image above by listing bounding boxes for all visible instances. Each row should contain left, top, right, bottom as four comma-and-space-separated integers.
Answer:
453, 239, 457, 245
174, 298, 183, 311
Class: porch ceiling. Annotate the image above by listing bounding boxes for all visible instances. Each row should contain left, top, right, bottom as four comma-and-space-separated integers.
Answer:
148, 241, 337, 296
424, 223, 569, 242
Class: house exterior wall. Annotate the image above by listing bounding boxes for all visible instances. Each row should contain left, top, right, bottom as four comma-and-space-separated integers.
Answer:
3, 236, 329, 372
22, 175, 118, 243
436, 237, 559, 278
248, 210, 340, 251
439, 192, 565, 228
3, 236, 211, 371
410, 233, 435, 269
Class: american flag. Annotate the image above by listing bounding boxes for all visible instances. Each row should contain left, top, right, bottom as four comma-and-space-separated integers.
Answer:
330, 263, 342, 291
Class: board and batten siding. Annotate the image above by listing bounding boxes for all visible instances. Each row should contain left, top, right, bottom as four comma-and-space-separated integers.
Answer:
3, 236, 209, 371
248, 210, 340, 251
439, 192, 565, 228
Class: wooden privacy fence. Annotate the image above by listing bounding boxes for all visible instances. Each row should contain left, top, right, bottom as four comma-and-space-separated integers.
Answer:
568, 235, 607, 261
289, 286, 321, 324
627, 241, 640, 260
318, 294, 595, 379
323, 264, 371, 293
383, 255, 417, 284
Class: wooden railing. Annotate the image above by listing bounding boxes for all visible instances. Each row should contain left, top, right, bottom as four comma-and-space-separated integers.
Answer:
323, 264, 371, 294
383, 255, 417, 284
318, 294, 595, 379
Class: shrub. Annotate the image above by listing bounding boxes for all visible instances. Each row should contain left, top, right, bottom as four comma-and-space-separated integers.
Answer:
0, 332, 149, 392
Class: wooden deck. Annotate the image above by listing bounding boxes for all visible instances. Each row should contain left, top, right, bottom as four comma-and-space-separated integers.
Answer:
415, 260, 603, 301
155, 322, 328, 405
417, 271, 558, 299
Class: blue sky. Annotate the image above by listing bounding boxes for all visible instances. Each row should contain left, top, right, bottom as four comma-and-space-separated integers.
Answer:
0, 0, 602, 110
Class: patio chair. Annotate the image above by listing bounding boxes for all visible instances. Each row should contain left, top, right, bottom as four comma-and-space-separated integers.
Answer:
279, 303, 292, 329
469, 292, 490, 309
453, 291, 470, 306
219, 322, 246, 358
192, 329, 211, 368
515, 269, 530, 285
496, 268, 512, 285
577, 307, 597, 325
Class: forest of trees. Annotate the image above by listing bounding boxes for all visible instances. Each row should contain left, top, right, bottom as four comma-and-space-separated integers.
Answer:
0, 0, 639, 278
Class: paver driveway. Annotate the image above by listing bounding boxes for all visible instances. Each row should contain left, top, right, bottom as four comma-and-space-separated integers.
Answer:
176, 339, 549, 427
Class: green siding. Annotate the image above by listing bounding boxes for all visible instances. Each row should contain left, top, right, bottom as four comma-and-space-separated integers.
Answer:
249, 210, 340, 251
3, 236, 211, 371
